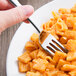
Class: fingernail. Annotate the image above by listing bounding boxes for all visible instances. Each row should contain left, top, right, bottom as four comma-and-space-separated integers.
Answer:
23, 5, 34, 17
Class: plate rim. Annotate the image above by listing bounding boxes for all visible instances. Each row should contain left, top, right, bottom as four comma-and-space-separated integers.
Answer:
6, 0, 76, 75
6, 0, 55, 75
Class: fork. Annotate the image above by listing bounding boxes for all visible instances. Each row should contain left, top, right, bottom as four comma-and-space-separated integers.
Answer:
9, 0, 68, 56
39, 31, 68, 56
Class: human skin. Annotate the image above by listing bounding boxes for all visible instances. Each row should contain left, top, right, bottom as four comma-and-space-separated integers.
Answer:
0, 0, 34, 34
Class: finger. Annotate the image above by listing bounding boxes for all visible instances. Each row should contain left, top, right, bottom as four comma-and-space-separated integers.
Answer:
0, 5, 34, 32
0, 0, 14, 10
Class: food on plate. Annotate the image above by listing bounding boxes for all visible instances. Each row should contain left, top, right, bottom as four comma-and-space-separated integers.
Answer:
18, 4, 76, 76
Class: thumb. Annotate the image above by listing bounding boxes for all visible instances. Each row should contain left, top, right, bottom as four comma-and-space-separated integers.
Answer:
0, 5, 34, 32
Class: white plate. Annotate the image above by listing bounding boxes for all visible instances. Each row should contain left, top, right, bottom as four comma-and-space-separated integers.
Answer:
6, 0, 76, 76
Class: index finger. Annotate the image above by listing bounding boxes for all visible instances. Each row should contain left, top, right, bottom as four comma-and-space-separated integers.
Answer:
0, 0, 14, 10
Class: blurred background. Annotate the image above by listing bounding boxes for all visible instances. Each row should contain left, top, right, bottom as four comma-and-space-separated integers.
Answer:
0, 0, 52, 76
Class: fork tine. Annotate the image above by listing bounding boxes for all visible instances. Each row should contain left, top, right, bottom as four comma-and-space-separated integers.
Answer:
40, 33, 68, 56
45, 47, 54, 56
52, 40, 68, 53
47, 46, 56, 53
49, 42, 64, 52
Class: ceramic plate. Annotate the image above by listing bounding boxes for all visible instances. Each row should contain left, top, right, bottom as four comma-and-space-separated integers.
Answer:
6, 0, 76, 76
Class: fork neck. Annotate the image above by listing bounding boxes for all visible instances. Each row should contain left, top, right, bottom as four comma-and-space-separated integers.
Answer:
27, 18, 40, 33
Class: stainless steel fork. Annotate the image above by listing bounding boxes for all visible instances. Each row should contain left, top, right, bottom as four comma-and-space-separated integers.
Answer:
39, 31, 68, 56
9, 0, 68, 56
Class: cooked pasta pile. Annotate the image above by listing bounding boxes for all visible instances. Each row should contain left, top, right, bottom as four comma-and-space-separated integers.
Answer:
18, 4, 76, 76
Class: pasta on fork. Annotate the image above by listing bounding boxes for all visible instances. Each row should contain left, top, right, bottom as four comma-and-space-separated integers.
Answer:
18, 4, 76, 76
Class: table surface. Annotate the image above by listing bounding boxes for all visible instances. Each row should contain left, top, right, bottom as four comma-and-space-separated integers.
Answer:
0, 0, 52, 76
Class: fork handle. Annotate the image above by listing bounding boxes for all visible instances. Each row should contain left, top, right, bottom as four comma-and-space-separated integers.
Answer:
9, 0, 40, 33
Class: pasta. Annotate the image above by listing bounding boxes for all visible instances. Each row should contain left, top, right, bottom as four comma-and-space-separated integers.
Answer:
32, 58, 48, 72
18, 61, 30, 72
18, 4, 76, 76
18, 52, 31, 63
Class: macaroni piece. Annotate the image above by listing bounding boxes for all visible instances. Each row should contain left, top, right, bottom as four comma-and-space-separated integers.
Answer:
37, 49, 47, 59
18, 52, 31, 63
57, 59, 70, 69
32, 58, 48, 72
19, 61, 30, 72
30, 50, 38, 59
26, 72, 42, 76
66, 39, 76, 51
53, 51, 67, 64
18, 4, 76, 76
69, 71, 76, 76
61, 64, 76, 71
67, 51, 76, 61
71, 61, 76, 66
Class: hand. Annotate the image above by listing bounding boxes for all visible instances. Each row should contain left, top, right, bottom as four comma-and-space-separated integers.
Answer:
0, 0, 34, 34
